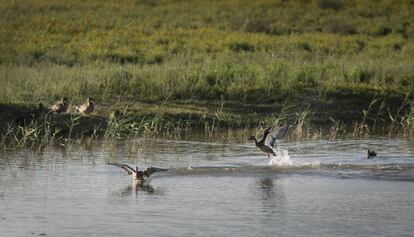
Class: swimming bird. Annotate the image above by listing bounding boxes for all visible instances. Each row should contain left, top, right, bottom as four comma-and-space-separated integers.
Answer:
50, 97, 69, 113
75, 97, 96, 114
367, 149, 377, 159
248, 124, 289, 159
108, 163, 168, 183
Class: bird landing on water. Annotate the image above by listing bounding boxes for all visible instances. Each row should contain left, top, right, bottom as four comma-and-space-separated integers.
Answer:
248, 123, 289, 159
108, 163, 168, 183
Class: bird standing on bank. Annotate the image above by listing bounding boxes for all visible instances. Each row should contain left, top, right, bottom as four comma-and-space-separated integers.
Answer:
248, 123, 289, 159
50, 97, 69, 113
76, 97, 96, 114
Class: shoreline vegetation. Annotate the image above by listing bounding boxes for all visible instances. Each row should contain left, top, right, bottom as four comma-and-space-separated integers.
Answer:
1, 0, 414, 149
1, 93, 413, 150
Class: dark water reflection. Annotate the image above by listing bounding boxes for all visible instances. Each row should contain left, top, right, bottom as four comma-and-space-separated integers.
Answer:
258, 177, 286, 210
116, 183, 164, 197
0, 138, 414, 236
256, 177, 288, 236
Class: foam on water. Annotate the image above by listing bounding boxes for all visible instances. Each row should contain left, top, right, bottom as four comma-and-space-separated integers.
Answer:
300, 160, 321, 168
268, 149, 292, 167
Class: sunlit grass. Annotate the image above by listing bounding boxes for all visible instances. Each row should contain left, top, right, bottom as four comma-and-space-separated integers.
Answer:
1, 0, 413, 103
0, 0, 414, 146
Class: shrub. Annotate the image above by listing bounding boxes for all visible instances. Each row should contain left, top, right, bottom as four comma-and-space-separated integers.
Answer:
355, 69, 374, 83
373, 25, 393, 36
243, 18, 271, 34
101, 53, 143, 64
323, 18, 356, 35
317, 0, 343, 11
229, 42, 255, 52
297, 42, 312, 51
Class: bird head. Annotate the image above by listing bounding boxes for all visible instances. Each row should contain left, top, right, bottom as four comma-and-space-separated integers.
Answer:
62, 97, 69, 104
88, 97, 96, 105
247, 136, 256, 141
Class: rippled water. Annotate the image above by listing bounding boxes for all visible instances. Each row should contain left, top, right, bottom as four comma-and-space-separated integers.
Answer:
1, 138, 414, 236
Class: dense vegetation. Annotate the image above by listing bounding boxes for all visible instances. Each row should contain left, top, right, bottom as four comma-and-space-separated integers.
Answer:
0, 0, 413, 145
1, 0, 413, 102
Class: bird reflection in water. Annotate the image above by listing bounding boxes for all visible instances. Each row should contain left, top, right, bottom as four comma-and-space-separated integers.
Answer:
258, 177, 286, 212
120, 181, 156, 196
257, 178, 288, 234
260, 178, 276, 201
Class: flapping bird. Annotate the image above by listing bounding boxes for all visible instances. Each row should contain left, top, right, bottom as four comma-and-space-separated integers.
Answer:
248, 124, 289, 159
75, 97, 96, 114
108, 163, 168, 183
50, 97, 69, 113
367, 149, 377, 159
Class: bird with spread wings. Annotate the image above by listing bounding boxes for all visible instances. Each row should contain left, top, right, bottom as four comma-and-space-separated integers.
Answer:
248, 124, 289, 159
108, 163, 168, 183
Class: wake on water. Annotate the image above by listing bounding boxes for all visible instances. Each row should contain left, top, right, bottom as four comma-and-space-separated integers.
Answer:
268, 149, 292, 167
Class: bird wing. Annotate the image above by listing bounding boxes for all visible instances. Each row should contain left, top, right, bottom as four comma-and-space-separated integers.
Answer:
143, 167, 168, 177
265, 124, 289, 148
258, 127, 272, 144
108, 163, 135, 175
50, 102, 62, 111
76, 104, 87, 113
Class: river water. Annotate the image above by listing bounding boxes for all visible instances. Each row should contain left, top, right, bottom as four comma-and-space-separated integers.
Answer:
1, 138, 413, 236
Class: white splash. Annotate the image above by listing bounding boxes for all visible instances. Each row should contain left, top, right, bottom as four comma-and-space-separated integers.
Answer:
301, 160, 321, 168
268, 149, 292, 167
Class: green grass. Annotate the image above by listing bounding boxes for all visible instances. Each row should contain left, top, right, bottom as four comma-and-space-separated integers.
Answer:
0, 95, 413, 150
0, 0, 414, 143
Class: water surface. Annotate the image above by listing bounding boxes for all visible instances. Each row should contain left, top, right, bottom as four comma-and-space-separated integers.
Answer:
1, 138, 414, 236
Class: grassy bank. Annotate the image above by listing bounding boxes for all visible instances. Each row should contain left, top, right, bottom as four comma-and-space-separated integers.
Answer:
1, 0, 414, 148
1, 93, 413, 150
